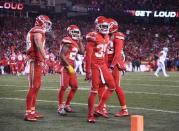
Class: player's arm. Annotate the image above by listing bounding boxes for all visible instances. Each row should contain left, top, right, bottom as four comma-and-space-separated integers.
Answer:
60, 43, 75, 74
111, 38, 124, 67
34, 33, 47, 59
60, 43, 70, 66
85, 41, 94, 80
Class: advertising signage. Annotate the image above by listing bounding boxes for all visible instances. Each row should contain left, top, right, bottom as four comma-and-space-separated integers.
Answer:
0, 2, 24, 10
126, 10, 179, 18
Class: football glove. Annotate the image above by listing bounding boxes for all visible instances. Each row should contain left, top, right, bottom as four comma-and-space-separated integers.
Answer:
85, 72, 92, 81
67, 65, 75, 74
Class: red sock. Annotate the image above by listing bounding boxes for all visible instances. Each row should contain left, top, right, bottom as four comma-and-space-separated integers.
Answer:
115, 86, 126, 106
26, 88, 35, 111
98, 86, 106, 101
65, 89, 77, 105
88, 92, 97, 117
31, 88, 40, 109
98, 89, 114, 109
58, 87, 66, 105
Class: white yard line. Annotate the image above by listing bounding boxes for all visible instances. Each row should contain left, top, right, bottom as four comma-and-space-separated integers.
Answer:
15, 88, 179, 97
0, 97, 178, 114
0, 83, 179, 88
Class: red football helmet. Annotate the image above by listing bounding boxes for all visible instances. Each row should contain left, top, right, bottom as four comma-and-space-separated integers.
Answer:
95, 16, 109, 34
108, 18, 119, 33
67, 25, 81, 40
35, 15, 52, 32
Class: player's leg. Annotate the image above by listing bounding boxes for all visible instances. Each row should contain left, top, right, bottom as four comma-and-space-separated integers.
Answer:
154, 61, 161, 77
98, 84, 108, 115
64, 73, 78, 112
113, 67, 128, 116
30, 61, 43, 118
96, 64, 116, 118
75, 61, 80, 72
161, 62, 168, 77
58, 69, 69, 115
25, 61, 38, 121
87, 68, 100, 123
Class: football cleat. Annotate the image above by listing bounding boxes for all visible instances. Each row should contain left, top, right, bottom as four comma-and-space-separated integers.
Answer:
114, 109, 129, 117
33, 112, 44, 119
154, 73, 159, 77
87, 116, 96, 123
58, 107, 67, 116
64, 105, 75, 113
95, 108, 109, 118
24, 113, 37, 122
102, 107, 109, 116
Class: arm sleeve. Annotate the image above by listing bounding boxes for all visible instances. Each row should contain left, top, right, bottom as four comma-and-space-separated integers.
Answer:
85, 41, 94, 74
111, 39, 124, 67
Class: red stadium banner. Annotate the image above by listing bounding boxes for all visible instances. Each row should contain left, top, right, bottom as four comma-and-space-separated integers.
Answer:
0, 2, 24, 10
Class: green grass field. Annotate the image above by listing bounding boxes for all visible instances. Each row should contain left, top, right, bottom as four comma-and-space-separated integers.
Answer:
0, 72, 179, 131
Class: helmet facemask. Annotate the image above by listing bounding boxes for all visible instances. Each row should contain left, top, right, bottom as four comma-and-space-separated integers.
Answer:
69, 29, 81, 40
97, 22, 109, 34
44, 21, 52, 32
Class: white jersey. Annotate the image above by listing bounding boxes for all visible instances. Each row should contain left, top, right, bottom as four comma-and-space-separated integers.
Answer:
76, 54, 84, 62
159, 51, 167, 62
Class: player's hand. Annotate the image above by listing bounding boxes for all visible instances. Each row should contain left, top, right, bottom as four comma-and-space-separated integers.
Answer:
117, 63, 126, 71
67, 65, 75, 74
110, 64, 114, 70
85, 72, 91, 81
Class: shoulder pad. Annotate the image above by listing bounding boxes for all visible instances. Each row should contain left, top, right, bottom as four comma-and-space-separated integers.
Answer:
62, 36, 73, 44
113, 32, 125, 40
86, 32, 98, 42
31, 27, 45, 34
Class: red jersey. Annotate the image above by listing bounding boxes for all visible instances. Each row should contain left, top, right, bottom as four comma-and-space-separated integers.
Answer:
60, 36, 79, 67
10, 53, 16, 64
86, 31, 109, 73
17, 53, 24, 62
107, 32, 125, 67
26, 26, 46, 62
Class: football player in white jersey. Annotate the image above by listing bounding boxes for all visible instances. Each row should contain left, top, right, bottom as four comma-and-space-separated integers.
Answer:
154, 47, 169, 77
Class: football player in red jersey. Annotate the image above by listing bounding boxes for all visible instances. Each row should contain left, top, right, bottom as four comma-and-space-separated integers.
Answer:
25, 15, 52, 121
85, 16, 117, 123
9, 52, 17, 75
57, 25, 84, 115
98, 18, 128, 117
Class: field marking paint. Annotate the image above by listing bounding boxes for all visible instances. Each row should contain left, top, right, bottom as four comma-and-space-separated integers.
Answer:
0, 97, 179, 114
0, 83, 179, 88
15, 88, 179, 97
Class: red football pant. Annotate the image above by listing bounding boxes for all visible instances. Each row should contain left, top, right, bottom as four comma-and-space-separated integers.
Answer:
10, 63, 17, 74
26, 61, 43, 111
58, 68, 78, 106
98, 65, 126, 107
17, 61, 24, 73
88, 63, 116, 117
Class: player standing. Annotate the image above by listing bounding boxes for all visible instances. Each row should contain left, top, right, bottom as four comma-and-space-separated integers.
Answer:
154, 47, 169, 77
98, 18, 128, 117
85, 16, 117, 123
57, 25, 84, 115
25, 15, 52, 121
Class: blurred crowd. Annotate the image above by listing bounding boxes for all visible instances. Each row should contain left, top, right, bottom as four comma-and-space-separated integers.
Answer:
0, 16, 179, 75
71, 0, 179, 12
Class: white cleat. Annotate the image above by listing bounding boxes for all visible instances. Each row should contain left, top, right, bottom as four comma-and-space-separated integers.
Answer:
57, 107, 67, 116
154, 73, 159, 77
164, 74, 169, 77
